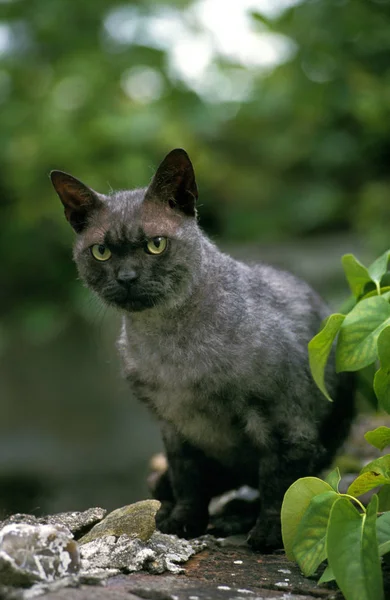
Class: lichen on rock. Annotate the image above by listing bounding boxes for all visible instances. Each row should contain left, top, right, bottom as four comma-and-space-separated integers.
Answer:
0, 508, 107, 540
0, 523, 80, 586
78, 500, 160, 545
80, 530, 207, 576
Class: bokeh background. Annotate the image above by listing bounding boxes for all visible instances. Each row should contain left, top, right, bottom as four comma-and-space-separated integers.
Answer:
1, 0, 389, 518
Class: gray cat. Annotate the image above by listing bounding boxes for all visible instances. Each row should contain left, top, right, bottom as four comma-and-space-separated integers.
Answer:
50, 148, 354, 551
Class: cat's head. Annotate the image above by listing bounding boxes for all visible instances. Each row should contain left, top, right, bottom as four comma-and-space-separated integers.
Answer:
51, 149, 201, 312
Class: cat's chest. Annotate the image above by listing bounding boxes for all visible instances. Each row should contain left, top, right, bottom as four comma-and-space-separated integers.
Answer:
118, 323, 240, 458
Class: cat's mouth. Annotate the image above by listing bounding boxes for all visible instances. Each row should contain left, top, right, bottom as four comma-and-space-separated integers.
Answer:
117, 295, 159, 312
102, 285, 163, 312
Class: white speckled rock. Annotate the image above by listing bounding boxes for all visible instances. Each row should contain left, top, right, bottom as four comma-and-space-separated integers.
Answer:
0, 524, 80, 586
80, 531, 207, 576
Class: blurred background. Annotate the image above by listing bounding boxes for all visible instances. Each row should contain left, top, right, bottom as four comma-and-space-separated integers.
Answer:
1, 0, 390, 519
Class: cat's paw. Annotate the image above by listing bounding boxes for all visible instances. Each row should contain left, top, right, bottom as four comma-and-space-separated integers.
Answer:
156, 503, 208, 539
247, 518, 282, 553
155, 500, 175, 524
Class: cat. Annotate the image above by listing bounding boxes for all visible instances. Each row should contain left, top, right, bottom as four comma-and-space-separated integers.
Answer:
50, 148, 355, 551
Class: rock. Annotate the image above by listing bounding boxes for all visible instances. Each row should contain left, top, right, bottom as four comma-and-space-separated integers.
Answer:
80, 531, 207, 576
146, 531, 207, 574
0, 585, 24, 600
42, 508, 107, 538
0, 524, 80, 586
0, 509, 107, 541
0, 515, 41, 531
79, 500, 160, 545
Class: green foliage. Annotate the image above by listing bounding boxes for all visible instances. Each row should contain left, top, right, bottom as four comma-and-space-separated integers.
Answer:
342, 254, 372, 298
281, 475, 386, 600
308, 314, 345, 401
284, 248, 390, 599
324, 467, 341, 492
374, 327, 390, 413
327, 495, 383, 600
336, 297, 390, 372
281, 477, 333, 560
3, 0, 390, 347
365, 427, 390, 451
292, 490, 338, 576
308, 251, 390, 394
377, 512, 390, 556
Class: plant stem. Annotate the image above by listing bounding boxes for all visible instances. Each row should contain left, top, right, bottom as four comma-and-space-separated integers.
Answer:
340, 494, 366, 512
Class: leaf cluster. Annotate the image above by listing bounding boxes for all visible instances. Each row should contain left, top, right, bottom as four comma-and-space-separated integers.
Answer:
309, 250, 390, 408
282, 473, 387, 600
283, 250, 390, 599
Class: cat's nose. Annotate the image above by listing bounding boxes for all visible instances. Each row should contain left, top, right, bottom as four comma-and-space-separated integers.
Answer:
117, 268, 138, 285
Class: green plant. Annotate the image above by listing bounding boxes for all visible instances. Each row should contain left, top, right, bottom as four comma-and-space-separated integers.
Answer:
281, 249, 390, 600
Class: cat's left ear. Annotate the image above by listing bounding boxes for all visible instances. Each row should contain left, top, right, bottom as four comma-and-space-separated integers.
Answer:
146, 148, 198, 216
50, 171, 102, 233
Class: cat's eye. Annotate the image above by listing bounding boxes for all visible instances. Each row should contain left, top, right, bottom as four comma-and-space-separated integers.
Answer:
145, 237, 167, 255
91, 244, 112, 261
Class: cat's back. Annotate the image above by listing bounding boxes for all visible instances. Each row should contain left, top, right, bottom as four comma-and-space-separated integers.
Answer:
243, 260, 329, 333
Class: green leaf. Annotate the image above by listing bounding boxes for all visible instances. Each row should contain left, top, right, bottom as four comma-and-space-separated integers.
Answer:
292, 491, 338, 576
364, 426, 390, 451
281, 477, 333, 560
325, 467, 341, 492
368, 250, 390, 294
336, 296, 390, 372
378, 485, 390, 511
327, 495, 383, 600
377, 511, 390, 556
362, 286, 390, 301
318, 564, 335, 584
374, 369, 390, 414
342, 254, 372, 298
377, 325, 390, 363
308, 314, 345, 401
361, 454, 390, 477
348, 455, 390, 497
347, 471, 388, 497
373, 326, 390, 413
379, 539, 390, 556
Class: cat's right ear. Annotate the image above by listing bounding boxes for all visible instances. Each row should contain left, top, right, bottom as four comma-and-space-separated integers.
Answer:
50, 171, 101, 233
146, 149, 198, 216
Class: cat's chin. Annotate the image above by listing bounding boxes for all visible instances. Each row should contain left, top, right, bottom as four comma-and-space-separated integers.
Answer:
110, 296, 160, 313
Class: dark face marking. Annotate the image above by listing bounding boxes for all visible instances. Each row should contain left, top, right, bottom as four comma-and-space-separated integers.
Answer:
74, 188, 196, 313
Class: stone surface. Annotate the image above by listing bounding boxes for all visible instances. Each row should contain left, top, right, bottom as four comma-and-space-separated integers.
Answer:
0, 524, 80, 586
80, 531, 206, 576
0, 509, 107, 541
79, 501, 160, 545
43, 509, 107, 539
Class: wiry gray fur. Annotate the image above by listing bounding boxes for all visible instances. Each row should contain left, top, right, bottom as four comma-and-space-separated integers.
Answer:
51, 149, 354, 551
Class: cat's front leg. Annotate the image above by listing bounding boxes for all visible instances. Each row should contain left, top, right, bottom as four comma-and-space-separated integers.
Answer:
247, 442, 322, 552
155, 422, 211, 539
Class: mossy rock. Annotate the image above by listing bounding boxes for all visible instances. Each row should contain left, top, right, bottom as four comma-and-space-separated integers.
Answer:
79, 499, 161, 545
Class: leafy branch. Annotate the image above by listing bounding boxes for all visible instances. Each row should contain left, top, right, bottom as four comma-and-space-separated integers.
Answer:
282, 249, 390, 600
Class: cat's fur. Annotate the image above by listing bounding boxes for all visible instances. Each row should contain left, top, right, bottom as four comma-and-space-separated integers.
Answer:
51, 149, 355, 550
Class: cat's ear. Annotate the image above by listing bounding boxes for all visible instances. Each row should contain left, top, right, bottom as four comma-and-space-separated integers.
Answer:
50, 171, 102, 233
146, 148, 198, 216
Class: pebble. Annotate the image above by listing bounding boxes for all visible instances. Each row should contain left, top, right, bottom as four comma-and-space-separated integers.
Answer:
79, 500, 160, 544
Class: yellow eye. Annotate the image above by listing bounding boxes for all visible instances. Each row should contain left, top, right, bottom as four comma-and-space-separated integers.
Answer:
91, 244, 112, 261
145, 237, 167, 255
